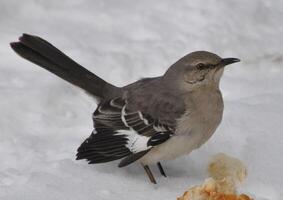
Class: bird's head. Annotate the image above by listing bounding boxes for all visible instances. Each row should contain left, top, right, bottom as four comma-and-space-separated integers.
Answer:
164, 51, 240, 91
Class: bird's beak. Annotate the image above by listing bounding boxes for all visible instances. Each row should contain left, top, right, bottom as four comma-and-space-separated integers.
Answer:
220, 58, 240, 66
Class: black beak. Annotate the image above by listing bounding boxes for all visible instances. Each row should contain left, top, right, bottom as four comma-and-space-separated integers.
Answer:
220, 58, 240, 66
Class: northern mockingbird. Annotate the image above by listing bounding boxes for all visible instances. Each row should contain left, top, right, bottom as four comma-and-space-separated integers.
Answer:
10, 34, 240, 184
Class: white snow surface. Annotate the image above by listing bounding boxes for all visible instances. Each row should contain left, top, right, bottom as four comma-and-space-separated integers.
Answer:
1, 0, 283, 199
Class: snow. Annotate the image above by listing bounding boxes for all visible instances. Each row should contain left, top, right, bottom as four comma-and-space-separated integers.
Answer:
0, 0, 283, 199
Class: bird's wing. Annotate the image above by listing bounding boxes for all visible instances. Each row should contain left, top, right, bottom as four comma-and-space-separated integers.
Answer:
76, 94, 183, 167
125, 83, 186, 127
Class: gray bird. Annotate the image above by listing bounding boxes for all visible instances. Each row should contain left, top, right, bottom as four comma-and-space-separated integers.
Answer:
10, 34, 240, 184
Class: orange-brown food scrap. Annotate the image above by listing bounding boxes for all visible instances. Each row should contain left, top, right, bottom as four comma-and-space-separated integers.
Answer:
238, 194, 253, 200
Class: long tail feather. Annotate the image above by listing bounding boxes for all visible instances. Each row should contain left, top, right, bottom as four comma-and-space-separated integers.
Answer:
10, 33, 120, 98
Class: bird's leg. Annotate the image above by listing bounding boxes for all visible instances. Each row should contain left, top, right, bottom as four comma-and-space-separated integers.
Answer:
143, 165, 157, 184
157, 162, 167, 177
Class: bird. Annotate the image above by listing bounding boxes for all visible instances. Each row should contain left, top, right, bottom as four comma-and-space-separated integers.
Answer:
10, 34, 240, 184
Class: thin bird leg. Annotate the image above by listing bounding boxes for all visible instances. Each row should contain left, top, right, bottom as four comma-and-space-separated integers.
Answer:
143, 165, 157, 184
157, 162, 167, 177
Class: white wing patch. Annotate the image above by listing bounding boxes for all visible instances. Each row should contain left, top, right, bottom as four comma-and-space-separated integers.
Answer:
119, 105, 151, 153
116, 130, 150, 153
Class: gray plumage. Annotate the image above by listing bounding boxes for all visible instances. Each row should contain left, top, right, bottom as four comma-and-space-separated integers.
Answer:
10, 34, 240, 183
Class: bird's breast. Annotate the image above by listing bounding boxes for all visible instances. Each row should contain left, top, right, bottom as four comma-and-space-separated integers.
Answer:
176, 87, 224, 147
140, 88, 224, 165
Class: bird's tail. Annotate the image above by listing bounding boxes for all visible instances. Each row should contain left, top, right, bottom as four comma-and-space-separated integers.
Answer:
10, 34, 119, 99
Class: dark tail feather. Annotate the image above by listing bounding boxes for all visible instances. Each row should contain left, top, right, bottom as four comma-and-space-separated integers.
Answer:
10, 33, 119, 99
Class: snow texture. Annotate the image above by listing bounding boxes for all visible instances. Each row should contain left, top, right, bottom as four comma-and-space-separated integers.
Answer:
0, 0, 283, 199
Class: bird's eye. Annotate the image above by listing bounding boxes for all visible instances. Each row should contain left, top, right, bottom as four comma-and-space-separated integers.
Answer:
196, 63, 206, 70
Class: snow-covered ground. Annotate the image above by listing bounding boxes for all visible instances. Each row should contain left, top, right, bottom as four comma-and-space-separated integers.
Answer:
1, 0, 282, 199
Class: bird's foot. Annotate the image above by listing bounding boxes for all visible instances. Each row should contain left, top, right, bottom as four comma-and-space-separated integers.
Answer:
143, 165, 157, 184
157, 162, 167, 177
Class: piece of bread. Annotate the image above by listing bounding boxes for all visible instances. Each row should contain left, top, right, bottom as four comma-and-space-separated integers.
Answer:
208, 153, 247, 183
177, 178, 252, 200
177, 153, 252, 200
208, 153, 247, 194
